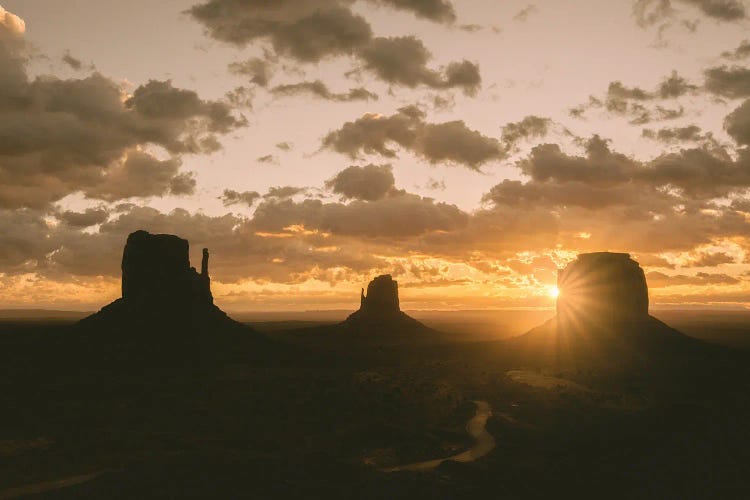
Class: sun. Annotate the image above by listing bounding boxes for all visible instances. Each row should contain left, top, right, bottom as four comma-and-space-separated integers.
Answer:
548, 286, 560, 299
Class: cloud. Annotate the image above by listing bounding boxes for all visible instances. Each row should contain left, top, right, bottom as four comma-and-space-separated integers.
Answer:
633, 0, 745, 27
519, 135, 750, 199
513, 5, 538, 22
573, 72, 695, 123
188, 0, 480, 92
270, 80, 377, 101
220, 189, 261, 207
169, 172, 198, 195
684, 251, 735, 267
368, 0, 456, 23
658, 71, 698, 97
724, 98, 750, 145
642, 124, 708, 142
680, 0, 745, 21
257, 154, 279, 165
518, 136, 635, 186
57, 208, 109, 228
705, 65, 750, 98
83, 152, 193, 201
323, 106, 503, 169
358, 36, 480, 95
228, 57, 275, 86
483, 179, 668, 211
722, 40, 750, 60
501, 115, 551, 150
264, 186, 308, 199
251, 192, 468, 238
276, 142, 292, 151
0, 20, 246, 208
646, 271, 740, 287
62, 52, 83, 71
325, 164, 396, 201
189, 1, 373, 60
424, 178, 446, 190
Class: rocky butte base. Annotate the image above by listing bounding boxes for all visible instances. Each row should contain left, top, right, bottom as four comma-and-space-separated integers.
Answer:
513, 252, 696, 368
343, 274, 431, 334
76, 230, 259, 365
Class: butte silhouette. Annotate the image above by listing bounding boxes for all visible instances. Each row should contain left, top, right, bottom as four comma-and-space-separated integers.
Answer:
343, 274, 430, 334
76, 230, 264, 365
283, 274, 435, 343
512, 252, 699, 368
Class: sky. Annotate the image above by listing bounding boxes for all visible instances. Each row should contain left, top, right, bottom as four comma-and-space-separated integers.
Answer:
2, 0, 750, 312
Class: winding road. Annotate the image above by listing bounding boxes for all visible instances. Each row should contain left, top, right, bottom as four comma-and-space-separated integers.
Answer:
383, 400, 496, 472
1, 401, 497, 495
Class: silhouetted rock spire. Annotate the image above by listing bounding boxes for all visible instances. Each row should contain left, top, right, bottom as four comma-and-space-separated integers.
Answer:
201, 248, 209, 277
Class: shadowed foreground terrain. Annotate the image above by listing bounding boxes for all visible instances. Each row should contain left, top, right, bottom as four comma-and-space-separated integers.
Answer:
2, 247, 750, 498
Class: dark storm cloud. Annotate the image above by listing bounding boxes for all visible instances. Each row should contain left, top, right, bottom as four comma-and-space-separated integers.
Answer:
220, 189, 261, 207
0, 21, 246, 209
325, 164, 396, 201
188, 0, 480, 93
322, 106, 503, 169
57, 207, 109, 228
270, 80, 377, 101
